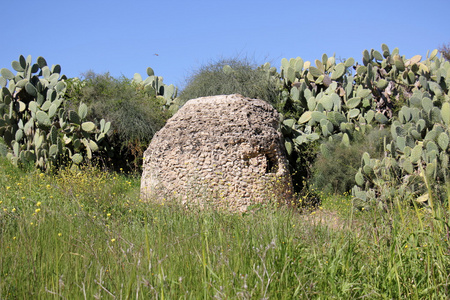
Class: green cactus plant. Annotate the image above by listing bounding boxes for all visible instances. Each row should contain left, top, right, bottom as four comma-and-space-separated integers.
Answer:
270, 44, 450, 202
351, 52, 450, 208
0, 55, 111, 170
133, 68, 180, 113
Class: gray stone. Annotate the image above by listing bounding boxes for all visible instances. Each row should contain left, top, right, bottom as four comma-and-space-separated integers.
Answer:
140, 94, 293, 212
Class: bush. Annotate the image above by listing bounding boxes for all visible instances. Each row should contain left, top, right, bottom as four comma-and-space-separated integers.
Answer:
0, 138, 7, 157
310, 128, 391, 195
178, 57, 280, 105
65, 72, 170, 171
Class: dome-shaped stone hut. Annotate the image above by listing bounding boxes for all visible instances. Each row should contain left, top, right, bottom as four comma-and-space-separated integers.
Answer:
140, 94, 293, 212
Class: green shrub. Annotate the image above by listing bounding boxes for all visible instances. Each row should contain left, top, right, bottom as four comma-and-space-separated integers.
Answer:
310, 128, 391, 195
0, 137, 7, 157
65, 72, 170, 171
310, 142, 362, 195
178, 57, 280, 105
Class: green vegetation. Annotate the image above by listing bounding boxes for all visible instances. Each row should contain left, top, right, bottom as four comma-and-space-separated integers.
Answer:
1, 156, 450, 298
269, 46, 450, 207
178, 57, 280, 106
350, 50, 450, 209
65, 72, 171, 171
0, 55, 111, 170
132, 67, 182, 114
310, 128, 391, 195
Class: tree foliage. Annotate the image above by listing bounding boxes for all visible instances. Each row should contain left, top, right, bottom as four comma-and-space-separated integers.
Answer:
178, 57, 280, 105
65, 72, 171, 171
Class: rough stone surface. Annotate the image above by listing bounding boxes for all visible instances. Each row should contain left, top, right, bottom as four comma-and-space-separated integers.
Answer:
140, 94, 293, 212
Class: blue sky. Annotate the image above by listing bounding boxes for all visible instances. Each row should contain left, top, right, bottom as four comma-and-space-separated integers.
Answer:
1, 0, 449, 89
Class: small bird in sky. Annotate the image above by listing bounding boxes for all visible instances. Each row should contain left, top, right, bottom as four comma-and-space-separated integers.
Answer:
154, 53, 159, 56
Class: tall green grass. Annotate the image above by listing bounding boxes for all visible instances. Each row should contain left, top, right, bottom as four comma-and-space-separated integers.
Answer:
1, 157, 449, 298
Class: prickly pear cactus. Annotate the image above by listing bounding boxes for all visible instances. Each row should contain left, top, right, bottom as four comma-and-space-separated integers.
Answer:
272, 45, 447, 159
133, 67, 181, 114
254, 44, 448, 206
0, 55, 111, 170
352, 51, 450, 208
275, 51, 385, 157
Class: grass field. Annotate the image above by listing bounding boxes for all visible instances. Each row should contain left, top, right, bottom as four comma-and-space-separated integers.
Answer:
1, 157, 450, 299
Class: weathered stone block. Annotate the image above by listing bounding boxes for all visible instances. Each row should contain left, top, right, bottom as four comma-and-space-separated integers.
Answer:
140, 94, 293, 212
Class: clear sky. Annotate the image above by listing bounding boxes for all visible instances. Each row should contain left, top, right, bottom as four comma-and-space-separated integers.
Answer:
1, 0, 449, 89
